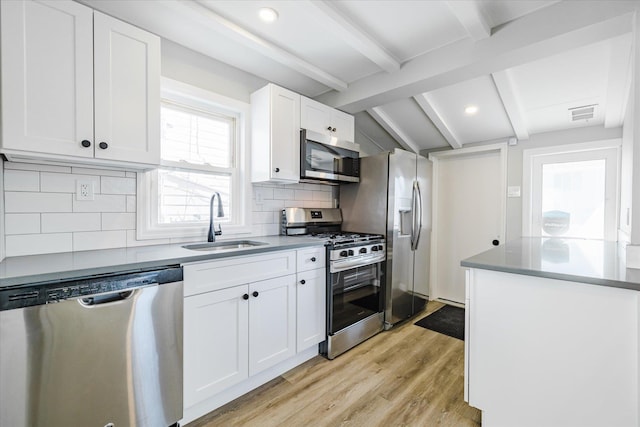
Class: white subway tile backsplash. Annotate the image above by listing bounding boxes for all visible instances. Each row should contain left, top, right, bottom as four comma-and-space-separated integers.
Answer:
252, 211, 274, 224
71, 167, 127, 177
40, 173, 100, 193
5, 214, 40, 235
6, 233, 72, 256
312, 190, 332, 201
126, 230, 171, 247
126, 195, 136, 212
5, 162, 70, 173
101, 176, 136, 195
73, 230, 127, 251
102, 213, 136, 230
73, 195, 127, 213
5, 192, 72, 213
41, 213, 101, 233
294, 190, 314, 200
273, 188, 294, 200
5, 170, 40, 191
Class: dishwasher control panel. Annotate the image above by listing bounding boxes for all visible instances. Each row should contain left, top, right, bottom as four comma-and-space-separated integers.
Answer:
0, 266, 183, 311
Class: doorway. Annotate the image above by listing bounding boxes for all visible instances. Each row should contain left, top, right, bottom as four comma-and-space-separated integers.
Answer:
429, 144, 506, 304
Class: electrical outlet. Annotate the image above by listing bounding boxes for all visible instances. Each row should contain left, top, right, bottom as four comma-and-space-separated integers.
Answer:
76, 180, 94, 201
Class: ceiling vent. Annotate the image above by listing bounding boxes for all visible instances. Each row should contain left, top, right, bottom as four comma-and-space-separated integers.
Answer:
568, 104, 597, 122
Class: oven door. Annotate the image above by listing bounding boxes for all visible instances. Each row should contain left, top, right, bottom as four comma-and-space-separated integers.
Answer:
328, 262, 383, 335
301, 129, 360, 183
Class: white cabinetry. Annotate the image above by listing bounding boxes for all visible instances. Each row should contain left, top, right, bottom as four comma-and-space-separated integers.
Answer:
0, 0, 160, 168
301, 96, 354, 142
296, 247, 326, 352
183, 251, 296, 409
251, 84, 300, 183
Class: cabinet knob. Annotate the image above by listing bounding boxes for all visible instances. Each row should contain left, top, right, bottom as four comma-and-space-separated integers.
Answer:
300, 280, 306, 285
274, 167, 280, 173
310, 257, 316, 262
492, 240, 500, 246
252, 291, 259, 298
81, 140, 91, 148
242, 294, 249, 300
327, 126, 333, 131
332, 127, 336, 132
98, 142, 108, 149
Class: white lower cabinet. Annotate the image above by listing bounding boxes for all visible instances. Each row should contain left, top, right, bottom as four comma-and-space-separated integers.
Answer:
296, 268, 326, 352
183, 248, 327, 418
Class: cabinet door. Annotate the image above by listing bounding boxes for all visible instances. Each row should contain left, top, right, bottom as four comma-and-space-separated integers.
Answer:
248, 275, 296, 376
269, 85, 300, 182
300, 96, 331, 135
331, 109, 355, 142
296, 268, 327, 353
1, 0, 94, 157
184, 286, 249, 408
94, 11, 160, 165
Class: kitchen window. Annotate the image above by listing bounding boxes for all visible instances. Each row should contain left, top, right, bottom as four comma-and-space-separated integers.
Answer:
522, 140, 620, 241
137, 78, 250, 240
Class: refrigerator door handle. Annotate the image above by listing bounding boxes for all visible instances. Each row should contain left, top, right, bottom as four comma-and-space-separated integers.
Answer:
414, 181, 423, 250
411, 181, 418, 251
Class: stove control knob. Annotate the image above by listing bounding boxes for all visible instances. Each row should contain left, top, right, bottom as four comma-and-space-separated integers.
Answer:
359, 248, 367, 254
371, 246, 378, 252
340, 250, 348, 257
377, 245, 384, 251
348, 249, 354, 256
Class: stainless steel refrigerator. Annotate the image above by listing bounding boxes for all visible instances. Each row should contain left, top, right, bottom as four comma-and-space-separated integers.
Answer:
340, 149, 431, 328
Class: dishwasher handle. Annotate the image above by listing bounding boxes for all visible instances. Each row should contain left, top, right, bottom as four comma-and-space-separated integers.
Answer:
80, 290, 136, 306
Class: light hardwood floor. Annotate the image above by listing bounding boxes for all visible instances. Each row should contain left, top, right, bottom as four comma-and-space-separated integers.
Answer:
187, 301, 481, 427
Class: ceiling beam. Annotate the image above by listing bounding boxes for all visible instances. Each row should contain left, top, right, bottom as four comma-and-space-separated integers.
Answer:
304, 0, 400, 73
316, 1, 638, 112
412, 94, 462, 149
367, 107, 420, 154
604, 34, 633, 128
446, 1, 491, 41
491, 70, 529, 140
169, 1, 348, 91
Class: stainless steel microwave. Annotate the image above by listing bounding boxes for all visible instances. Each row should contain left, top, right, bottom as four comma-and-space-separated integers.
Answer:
300, 129, 360, 184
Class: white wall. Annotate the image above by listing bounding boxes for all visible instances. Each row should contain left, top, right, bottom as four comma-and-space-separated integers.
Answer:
620, 82, 634, 242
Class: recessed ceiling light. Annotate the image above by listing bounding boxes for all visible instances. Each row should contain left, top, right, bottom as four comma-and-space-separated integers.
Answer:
464, 105, 479, 115
259, 7, 279, 23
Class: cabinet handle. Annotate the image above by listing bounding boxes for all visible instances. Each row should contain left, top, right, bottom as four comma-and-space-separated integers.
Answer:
98, 142, 108, 149
274, 167, 280, 173
252, 291, 259, 298
300, 279, 306, 285
81, 140, 91, 148
310, 257, 316, 262
242, 294, 249, 300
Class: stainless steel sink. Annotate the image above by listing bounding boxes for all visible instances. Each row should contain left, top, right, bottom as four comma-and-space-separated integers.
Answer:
181, 240, 268, 252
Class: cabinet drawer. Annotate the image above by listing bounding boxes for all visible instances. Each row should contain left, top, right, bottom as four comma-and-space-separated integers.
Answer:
184, 251, 296, 296
296, 247, 326, 272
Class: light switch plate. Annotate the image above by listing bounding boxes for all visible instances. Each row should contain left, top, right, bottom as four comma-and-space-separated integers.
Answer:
507, 186, 521, 198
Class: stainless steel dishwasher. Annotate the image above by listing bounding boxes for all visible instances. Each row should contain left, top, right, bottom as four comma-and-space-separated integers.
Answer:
0, 266, 184, 427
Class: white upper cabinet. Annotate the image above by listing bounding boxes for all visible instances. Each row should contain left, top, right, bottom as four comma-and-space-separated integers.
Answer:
0, 0, 160, 168
251, 84, 301, 183
300, 96, 355, 143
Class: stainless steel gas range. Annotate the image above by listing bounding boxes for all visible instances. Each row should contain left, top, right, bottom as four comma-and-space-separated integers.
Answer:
282, 207, 385, 359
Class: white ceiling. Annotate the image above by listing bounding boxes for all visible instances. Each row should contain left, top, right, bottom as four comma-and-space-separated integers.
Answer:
81, 0, 638, 153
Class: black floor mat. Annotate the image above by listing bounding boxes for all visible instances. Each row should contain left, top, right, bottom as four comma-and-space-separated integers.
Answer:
414, 305, 465, 340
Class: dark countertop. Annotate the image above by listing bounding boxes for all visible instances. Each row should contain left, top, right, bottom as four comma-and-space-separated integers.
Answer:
0, 236, 325, 289
461, 237, 640, 291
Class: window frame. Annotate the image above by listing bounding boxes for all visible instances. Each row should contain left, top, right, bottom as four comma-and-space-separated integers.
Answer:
137, 78, 251, 240
522, 139, 621, 241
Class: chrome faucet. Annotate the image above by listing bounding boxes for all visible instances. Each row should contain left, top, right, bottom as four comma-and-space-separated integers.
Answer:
208, 192, 224, 242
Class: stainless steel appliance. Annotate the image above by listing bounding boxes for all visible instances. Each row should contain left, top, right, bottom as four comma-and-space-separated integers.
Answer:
0, 267, 184, 427
300, 129, 360, 184
282, 207, 385, 359
340, 149, 432, 328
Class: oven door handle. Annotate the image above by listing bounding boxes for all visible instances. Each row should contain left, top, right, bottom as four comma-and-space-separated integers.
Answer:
330, 255, 385, 273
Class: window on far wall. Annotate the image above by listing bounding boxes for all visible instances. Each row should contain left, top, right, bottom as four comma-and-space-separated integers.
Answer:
137, 78, 250, 240
523, 140, 620, 241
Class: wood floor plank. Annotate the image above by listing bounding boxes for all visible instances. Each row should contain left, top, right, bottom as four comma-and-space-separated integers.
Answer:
187, 301, 480, 427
